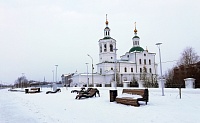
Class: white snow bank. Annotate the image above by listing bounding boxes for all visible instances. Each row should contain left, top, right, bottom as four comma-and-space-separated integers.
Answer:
1, 87, 200, 123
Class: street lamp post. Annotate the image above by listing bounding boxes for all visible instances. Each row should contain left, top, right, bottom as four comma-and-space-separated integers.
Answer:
156, 43, 164, 96
86, 63, 89, 87
0, 81, 3, 89
113, 48, 118, 89
55, 65, 58, 83
52, 70, 54, 83
87, 54, 94, 87
21, 73, 24, 89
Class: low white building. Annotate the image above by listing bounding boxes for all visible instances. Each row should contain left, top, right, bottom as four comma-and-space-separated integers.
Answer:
71, 17, 158, 87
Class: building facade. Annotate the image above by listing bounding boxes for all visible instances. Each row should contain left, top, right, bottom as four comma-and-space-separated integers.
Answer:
70, 17, 158, 87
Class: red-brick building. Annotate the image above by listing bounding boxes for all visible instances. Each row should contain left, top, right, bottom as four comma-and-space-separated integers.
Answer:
172, 61, 200, 88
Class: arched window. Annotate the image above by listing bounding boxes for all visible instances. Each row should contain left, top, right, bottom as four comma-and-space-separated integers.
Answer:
100, 68, 102, 74
139, 59, 142, 64
140, 68, 142, 73
144, 59, 146, 65
149, 59, 151, 65
124, 67, 127, 72
131, 68, 133, 72
100, 46, 102, 53
149, 68, 152, 73
104, 44, 107, 52
111, 68, 113, 70
110, 44, 113, 52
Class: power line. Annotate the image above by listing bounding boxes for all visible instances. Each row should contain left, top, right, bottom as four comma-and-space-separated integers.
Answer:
161, 60, 178, 64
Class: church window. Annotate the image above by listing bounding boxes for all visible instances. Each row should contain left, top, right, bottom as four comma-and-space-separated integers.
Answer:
139, 59, 142, 64
140, 68, 142, 73
149, 59, 151, 65
110, 44, 113, 52
131, 68, 133, 72
108, 31, 110, 36
100, 46, 102, 52
104, 44, 107, 52
149, 68, 152, 73
144, 59, 146, 65
111, 68, 113, 70
100, 68, 102, 74
124, 67, 127, 72
144, 54, 146, 56
127, 55, 129, 58
106, 31, 107, 36
111, 57, 113, 59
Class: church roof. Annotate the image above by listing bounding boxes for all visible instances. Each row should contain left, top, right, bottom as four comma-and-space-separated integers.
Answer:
129, 46, 144, 52
133, 36, 140, 38
105, 27, 110, 29
102, 37, 112, 39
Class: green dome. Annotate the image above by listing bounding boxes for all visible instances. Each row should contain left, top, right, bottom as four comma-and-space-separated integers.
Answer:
129, 46, 144, 52
105, 27, 110, 30
133, 36, 140, 38
103, 37, 112, 39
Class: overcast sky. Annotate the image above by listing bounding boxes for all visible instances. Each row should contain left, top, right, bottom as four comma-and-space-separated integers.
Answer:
1, 0, 200, 84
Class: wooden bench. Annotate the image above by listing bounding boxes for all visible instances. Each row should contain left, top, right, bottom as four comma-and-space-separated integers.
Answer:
115, 89, 149, 107
25, 88, 40, 93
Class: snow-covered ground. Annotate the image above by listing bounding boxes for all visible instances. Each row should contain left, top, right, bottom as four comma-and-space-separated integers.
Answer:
1, 87, 200, 123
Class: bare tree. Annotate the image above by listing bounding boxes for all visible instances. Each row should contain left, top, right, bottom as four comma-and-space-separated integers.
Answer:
130, 74, 138, 87
164, 67, 183, 99
14, 76, 29, 88
164, 68, 175, 88
177, 47, 199, 66
164, 47, 199, 99
140, 67, 157, 88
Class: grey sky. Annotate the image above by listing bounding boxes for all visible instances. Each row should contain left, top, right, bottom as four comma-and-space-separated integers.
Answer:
1, 0, 200, 84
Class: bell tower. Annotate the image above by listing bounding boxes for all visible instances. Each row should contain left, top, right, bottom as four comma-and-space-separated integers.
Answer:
98, 14, 116, 63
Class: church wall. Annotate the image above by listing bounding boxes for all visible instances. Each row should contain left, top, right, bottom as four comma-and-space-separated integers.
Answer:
97, 62, 115, 75
129, 52, 136, 61
99, 53, 115, 63
118, 62, 136, 74
72, 73, 110, 87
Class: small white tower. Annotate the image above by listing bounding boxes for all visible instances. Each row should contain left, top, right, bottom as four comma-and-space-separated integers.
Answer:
129, 22, 144, 53
98, 14, 116, 63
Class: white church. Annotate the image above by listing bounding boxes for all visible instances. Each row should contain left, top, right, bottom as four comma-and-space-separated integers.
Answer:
67, 16, 158, 87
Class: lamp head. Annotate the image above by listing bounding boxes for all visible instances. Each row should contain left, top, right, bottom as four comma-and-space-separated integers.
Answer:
155, 43, 162, 45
